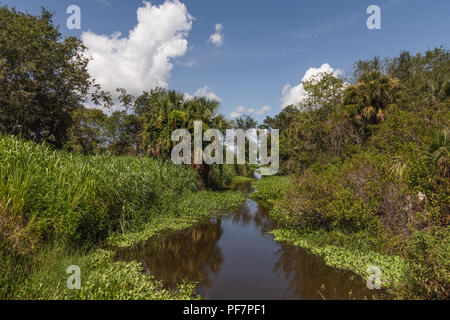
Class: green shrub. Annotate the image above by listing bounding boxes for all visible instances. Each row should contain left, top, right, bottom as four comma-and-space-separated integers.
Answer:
210, 164, 237, 189
404, 228, 450, 299
250, 176, 293, 204
324, 188, 378, 232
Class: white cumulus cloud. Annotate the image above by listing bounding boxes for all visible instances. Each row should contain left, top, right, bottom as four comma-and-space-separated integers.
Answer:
185, 86, 222, 102
230, 105, 245, 119
230, 105, 270, 119
236, 106, 246, 113
230, 112, 241, 119
208, 23, 224, 47
81, 0, 194, 97
254, 105, 271, 115
281, 63, 341, 108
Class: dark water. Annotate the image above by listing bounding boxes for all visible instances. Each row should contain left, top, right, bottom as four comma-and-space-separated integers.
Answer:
118, 172, 379, 300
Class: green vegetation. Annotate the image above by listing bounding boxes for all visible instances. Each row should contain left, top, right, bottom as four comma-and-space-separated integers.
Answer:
0, 135, 199, 246
0, 7, 250, 300
271, 228, 409, 291
0, 5, 448, 300
0, 6, 110, 149
231, 176, 255, 183
0, 135, 244, 299
249, 176, 292, 205
254, 47, 449, 300
1, 245, 199, 300
108, 191, 245, 248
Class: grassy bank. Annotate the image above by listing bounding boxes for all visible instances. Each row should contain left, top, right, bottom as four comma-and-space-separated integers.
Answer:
251, 176, 449, 299
0, 135, 245, 299
108, 191, 245, 248
255, 48, 449, 300
271, 228, 409, 291
249, 176, 292, 211
231, 176, 255, 183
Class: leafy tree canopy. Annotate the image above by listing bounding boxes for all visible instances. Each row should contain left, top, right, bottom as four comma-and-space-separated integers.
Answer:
0, 6, 108, 148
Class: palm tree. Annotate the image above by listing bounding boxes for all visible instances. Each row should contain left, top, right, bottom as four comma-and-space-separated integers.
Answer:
390, 157, 408, 182
426, 129, 450, 178
135, 88, 185, 158
344, 73, 403, 125
133, 88, 228, 187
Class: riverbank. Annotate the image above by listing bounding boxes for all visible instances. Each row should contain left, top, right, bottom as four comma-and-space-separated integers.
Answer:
0, 135, 245, 299
116, 179, 380, 300
250, 176, 449, 299
1, 135, 446, 300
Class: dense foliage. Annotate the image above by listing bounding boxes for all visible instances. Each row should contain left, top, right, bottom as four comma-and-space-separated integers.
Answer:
0, 135, 245, 299
0, 6, 247, 189
0, 7, 110, 148
0, 135, 200, 246
0, 5, 448, 300
258, 48, 449, 299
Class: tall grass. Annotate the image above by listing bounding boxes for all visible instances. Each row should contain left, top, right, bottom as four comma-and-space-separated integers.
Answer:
0, 135, 199, 246
0, 135, 247, 299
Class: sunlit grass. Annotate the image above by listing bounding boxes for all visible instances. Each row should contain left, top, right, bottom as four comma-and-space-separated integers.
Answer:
0, 135, 245, 299
0, 135, 199, 245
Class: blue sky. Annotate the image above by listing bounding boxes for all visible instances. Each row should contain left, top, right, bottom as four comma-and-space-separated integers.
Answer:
3, 0, 449, 120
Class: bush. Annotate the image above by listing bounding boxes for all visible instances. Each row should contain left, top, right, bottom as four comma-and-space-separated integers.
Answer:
404, 228, 450, 299
210, 164, 237, 189
250, 176, 293, 205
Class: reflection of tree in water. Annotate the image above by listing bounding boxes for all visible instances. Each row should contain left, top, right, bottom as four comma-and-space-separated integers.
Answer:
119, 221, 224, 289
231, 181, 254, 193
230, 181, 274, 233
116, 179, 384, 300
273, 244, 382, 300
232, 198, 275, 236
231, 199, 254, 227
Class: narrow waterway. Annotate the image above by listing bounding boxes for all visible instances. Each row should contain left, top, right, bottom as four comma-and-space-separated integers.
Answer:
118, 171, 378, 300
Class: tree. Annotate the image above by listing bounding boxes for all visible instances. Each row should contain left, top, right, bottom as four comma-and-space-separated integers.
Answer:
343, 73, 404, 125
135, 88, 186, 157
426, 129, 450, 179
387, 47, 450, 109
300, 72, 345, 113
0, 6, 105, 148
353, 56, 386, 82
261, 105, 299, 131
265, 74, 346, 173
104, 111, 142, 156
130, 88, 229, 187
232, 115, 257, 131
67, 108, 106, 155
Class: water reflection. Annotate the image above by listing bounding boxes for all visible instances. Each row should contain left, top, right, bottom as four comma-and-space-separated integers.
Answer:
117, 180, 381, 300
119, 220, 224, 289
273, 245, 379, 300
231, 198, 274, 236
